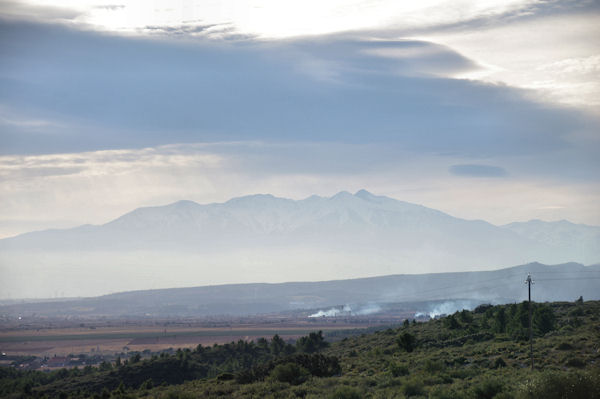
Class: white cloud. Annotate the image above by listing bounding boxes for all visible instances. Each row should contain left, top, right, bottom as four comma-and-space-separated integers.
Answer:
432, 12, 600, 109
4, 1, 598, 111
4, 0, 536, 38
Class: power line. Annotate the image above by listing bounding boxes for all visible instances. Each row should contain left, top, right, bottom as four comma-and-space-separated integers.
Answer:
525, 274, 534, 370
536, 277, 600, 281
387, 272, 599, 303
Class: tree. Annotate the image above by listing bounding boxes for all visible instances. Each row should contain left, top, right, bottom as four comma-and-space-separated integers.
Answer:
270, 334, 286, 356
494, 307, 507, 333
397, 332, 416, 352
534, 305, 556, 335
445, 314, 460, 330
296, 331, 328, 353
459, 309, 473, 323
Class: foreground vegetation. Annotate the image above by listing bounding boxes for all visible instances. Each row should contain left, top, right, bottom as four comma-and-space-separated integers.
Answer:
1, 299, 599, 398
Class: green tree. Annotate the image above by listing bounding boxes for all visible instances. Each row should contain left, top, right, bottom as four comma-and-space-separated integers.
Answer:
534, 304, 555, 335
494, 307, 507, 333
397, 332, 416, 352
445, 314, 460, 330
270, 334, 286, 356
296, 331, 328, 353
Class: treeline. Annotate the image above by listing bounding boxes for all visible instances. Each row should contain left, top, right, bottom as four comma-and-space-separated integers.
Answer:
444, 301, 556, 338
0, 331, 336, 398
396, 301, 558, 354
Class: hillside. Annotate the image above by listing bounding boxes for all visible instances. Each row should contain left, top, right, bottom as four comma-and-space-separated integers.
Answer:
1, 300, 598, 398
1, 191, 599, 299
3, 262, 600, 318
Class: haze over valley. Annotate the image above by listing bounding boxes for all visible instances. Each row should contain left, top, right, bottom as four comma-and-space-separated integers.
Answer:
1, 190, 598, 299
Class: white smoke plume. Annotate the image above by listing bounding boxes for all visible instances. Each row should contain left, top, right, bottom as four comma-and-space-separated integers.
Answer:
415, 300, 480, 319
308, 303, 381, 318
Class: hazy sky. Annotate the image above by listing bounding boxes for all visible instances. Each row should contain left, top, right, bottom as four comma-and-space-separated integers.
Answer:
1, 0, 599, 238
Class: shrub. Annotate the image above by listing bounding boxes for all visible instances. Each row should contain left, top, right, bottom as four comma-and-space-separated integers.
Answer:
472, 378, 504, 399
429, 386, 464, 399
216, 373, 235, 381
139, 379, 153, 390
492, 357, 507, 369
328, 386, 362, 399
424, 359, 446, 374
402, 378, 425, 397
556, 342, 574, 350
269, 363, 310, 385
565, 357, 586, 368
517, 370, 600, 399
389, 362, 409, 377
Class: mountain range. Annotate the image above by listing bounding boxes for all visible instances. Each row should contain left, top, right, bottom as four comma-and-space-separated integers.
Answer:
2, 262, 599, 318
0, 190, 598, 299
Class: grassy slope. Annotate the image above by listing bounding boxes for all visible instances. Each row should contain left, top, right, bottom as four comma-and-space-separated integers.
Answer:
140, 301, 600, 399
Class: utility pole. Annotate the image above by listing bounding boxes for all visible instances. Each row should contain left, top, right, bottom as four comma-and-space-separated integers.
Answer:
525, 273, 534, 370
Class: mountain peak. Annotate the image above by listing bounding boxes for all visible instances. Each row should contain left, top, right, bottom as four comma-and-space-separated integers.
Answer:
330, 191, 353, 200
169, 200, 199, 208
354, 189, 376, 200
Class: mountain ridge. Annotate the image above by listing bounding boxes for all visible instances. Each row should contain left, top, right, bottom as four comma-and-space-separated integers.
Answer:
2, 261, 599, 318
1, 190, 599, 299
4, 190, 599, 240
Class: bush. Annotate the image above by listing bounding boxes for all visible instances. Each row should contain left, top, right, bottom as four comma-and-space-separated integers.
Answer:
492, 357, 507, 369
269, 363, 310, 385
389, 362, 409, 377
403, 378, 425, 397
424, 359, 446, 373
473, 378, 504, 399
216, 373, 235, 381
328, 386, 362, 399
565, 357, 586, 368
429, 386, 464, 399
556, 342, 574, 350
517, 370, 600, 399
139, 379, 153, 390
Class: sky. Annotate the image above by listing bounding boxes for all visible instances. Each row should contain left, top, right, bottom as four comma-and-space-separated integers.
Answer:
0, 0, 599, 238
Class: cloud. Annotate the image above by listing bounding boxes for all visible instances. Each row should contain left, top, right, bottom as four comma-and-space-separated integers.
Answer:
0, 1, 83, 22
92, 5, 125, 11
2, 0, 598, 110
1, 19, 597, 160
449, 164, 508, 178
0, 166, 84, 179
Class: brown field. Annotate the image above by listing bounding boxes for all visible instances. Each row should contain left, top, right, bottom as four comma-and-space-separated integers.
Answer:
0, 322, 371, 357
